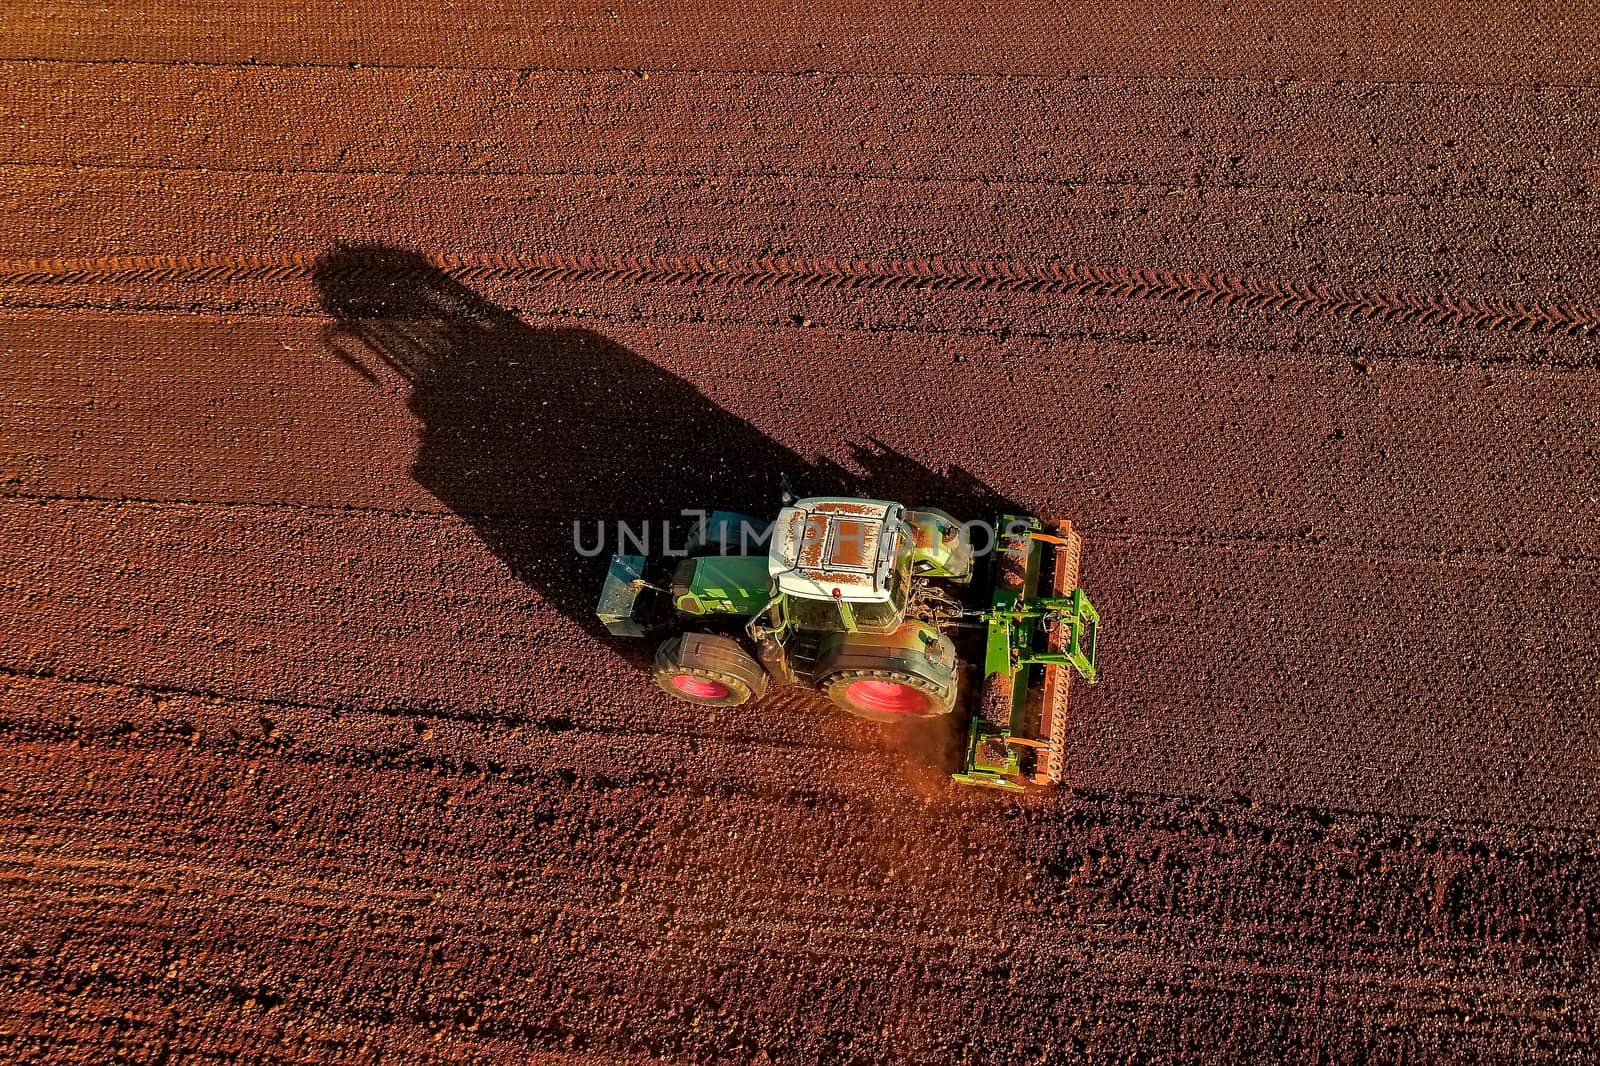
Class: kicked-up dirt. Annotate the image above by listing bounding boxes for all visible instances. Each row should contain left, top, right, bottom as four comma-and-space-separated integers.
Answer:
2, 3, 1598, 1063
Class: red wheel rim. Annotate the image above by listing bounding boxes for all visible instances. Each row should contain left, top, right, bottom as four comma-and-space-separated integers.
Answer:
671, 674, 730, 700
846, 679, 929, 715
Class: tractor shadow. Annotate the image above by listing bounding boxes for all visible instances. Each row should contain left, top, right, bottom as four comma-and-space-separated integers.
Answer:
313, 244, 1017, 768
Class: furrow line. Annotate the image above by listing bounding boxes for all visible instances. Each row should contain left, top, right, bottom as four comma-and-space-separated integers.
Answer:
5, 491, 1598, 571
2, 253, 1595, 336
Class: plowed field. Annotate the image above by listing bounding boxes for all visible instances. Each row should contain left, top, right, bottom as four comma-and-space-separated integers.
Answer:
3, 4, 1598, 1063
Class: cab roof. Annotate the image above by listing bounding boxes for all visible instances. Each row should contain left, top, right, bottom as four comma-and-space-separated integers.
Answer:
768, 497, 904, 604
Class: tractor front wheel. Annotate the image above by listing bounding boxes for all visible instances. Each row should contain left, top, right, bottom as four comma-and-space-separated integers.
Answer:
822, 669, 955, 723
653, 633, 767, 708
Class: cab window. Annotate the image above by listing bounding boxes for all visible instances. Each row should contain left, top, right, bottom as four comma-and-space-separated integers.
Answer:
786, 595, 848, 632
848, 580, 906, 633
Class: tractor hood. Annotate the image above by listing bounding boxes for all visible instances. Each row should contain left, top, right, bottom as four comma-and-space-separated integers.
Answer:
769, 498, 905, 604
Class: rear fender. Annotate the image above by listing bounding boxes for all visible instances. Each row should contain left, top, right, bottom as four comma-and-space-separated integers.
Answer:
815, 621, 958, 694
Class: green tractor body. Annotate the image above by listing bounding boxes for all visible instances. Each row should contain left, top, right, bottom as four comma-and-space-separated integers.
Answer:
597, 497, 1100, 788
671, 555, 771, 617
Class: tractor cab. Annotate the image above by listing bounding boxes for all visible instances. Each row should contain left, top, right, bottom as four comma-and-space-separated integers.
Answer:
767, 498, 910, 634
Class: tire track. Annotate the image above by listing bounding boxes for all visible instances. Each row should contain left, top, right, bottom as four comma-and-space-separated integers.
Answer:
0, 160, 1568, 209
2, 252, 1595, 336
0, 661, 880, 764
2, 56, 1596, 90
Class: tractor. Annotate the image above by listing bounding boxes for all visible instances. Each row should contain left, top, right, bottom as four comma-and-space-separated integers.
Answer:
595, 494, 1100, 789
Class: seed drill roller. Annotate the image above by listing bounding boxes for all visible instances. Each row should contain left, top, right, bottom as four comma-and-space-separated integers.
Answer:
597, 494, 1100, 789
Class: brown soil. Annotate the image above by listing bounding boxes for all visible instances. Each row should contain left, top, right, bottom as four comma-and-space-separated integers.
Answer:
3, 6, 1598, 1064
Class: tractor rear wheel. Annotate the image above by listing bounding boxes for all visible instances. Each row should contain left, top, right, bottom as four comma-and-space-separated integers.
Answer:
653, 633, 767, 708
822, 668, 956, 723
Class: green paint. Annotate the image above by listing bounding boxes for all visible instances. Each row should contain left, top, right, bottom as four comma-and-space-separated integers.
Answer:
676, 555, 771, 617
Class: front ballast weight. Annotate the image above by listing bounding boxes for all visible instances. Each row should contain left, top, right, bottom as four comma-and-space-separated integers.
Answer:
596, 498, 1101, 789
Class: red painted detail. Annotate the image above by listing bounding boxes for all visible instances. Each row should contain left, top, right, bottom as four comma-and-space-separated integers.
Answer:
672, 674, 730, 700
846, 679, 929, 714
